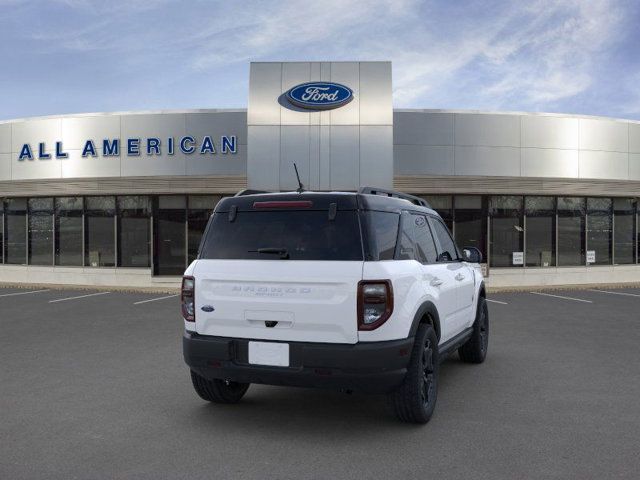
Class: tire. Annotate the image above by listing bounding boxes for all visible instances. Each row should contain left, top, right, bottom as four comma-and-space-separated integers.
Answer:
190, 370, 250, 404
387, 323, 439, 424
458, 297, 489, 364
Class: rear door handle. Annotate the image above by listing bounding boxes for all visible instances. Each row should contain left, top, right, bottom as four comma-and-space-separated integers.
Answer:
455, 273, 465, 281
430, 278, 443, 287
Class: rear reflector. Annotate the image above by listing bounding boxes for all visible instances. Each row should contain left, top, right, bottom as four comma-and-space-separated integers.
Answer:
253, 200, 313, 209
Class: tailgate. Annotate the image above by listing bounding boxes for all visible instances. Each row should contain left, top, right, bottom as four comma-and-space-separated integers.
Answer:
193, 260, 363, 344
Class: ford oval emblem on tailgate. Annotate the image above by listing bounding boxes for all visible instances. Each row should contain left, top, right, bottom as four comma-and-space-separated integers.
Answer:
201, 305, 215, 312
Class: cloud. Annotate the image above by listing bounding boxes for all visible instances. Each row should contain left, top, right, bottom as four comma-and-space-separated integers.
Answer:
0, 0, 637, 119
189, 0, 418, 70
389, 0, 626, 109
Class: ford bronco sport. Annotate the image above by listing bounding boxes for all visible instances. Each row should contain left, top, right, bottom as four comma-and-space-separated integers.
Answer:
182, 187, 488, 423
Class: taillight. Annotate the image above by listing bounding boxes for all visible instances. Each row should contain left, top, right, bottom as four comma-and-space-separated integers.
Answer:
181, 276, 195, 322
357, 280, 393, 330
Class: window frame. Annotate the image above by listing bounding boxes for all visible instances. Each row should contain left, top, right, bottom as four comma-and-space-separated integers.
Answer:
427, 215, 461, 263
409, 212, 439, 265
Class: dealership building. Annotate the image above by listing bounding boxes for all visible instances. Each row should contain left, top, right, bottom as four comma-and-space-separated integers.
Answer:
1, 61, 639, 288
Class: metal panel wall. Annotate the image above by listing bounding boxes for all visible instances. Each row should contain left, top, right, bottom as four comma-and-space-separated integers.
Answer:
0, 124, 11, 153
629, 124, 640, 153
62, 149, 121, 178
454, 146, 520, 176
521, 115, 579, 149
0, 111, 246, 182
455, 113, 520, 147
61, 115, 121, 150
247, 63, 282, 126
280, 62, 312, 126
280, 126, 311, 190
360, 126, 393, 187
329, 126, 359, 190
120, 113, 187, 177
358, 62, 393, 125
393, 145, 454, 175
630, 154, 640, 180
579, 151, 629, 180
393, 112, 454, 146
247, 61, 393, 191
11, 117, 62, 153
329, 62, 360, 126
579, 118, 628, 152
247, 125, 280, 189
0, 153, 10, 181
522, 148, 579, 178
2, 106, 640, 189
394, 110, 640, 183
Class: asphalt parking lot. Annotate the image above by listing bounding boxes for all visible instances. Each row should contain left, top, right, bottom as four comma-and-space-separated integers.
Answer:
1, 286, 640, 479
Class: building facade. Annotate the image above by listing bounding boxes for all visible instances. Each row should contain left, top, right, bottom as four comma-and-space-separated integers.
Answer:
0, 61, 639, 287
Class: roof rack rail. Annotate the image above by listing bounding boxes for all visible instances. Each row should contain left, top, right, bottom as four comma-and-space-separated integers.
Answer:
358, 187, 431, 208
234, 189, 270, 197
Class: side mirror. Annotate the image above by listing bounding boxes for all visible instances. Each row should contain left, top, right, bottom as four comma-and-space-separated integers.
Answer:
437, 251, 452, 262
462, 247, 483, 263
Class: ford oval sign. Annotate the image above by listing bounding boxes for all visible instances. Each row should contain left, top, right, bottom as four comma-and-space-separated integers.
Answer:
286, 82, 353, 110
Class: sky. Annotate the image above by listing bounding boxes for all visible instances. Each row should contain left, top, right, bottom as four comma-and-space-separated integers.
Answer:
0, 0, 639, 121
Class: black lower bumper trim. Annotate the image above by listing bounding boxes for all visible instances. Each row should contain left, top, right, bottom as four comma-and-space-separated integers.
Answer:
183, 332, 414, 394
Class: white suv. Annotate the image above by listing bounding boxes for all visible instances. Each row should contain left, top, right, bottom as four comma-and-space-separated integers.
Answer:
182, 188, 488, 423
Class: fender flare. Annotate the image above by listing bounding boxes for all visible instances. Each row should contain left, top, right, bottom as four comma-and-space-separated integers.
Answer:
408, 301, 442, 341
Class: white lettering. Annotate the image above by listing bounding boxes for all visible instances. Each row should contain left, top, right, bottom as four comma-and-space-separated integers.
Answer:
301, 86, 339, 102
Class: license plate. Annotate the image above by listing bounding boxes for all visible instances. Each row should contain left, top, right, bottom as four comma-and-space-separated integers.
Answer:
248, 341, 289, 367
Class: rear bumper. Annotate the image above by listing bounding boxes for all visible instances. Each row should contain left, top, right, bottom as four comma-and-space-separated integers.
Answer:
183, 331, 414, 394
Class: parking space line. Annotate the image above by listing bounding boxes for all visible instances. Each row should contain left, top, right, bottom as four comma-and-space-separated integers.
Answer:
49, 292, 111, 303
529, 291, 592, 303
0, 289, 49, 298
486, 299, 508, 305
133, 294, 179, 305
587, 289, 640, 298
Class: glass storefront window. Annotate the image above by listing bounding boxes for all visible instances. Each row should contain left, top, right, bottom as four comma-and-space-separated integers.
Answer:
187, 196, 219, 264
0, 202, 4, 263
454, 195, 486, 261
85, 196, 115, 267
489, 196, 523, 267
525, 197, 556, 267
558, 197, 586, 266
614, 198, 635, 265
55, 197, 83, 266
155, 196, 186, 275
5, 198, 27, 264
118, 196, 151, 267
587, 198, 612, 266
28, 198, 53, 265
421, 195, 453, 230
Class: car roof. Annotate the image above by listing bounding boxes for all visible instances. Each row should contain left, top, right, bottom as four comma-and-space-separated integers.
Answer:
215, 190, 439, 216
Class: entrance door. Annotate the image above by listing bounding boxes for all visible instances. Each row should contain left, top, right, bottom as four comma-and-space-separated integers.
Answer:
154, 196, 186, 276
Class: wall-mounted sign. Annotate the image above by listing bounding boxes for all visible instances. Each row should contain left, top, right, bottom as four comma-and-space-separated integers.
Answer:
480, 263, 489, 277
587, 250, 596, 264
286, 82, 353, 110
512, 252, 524, 265
17, 135, 237, 161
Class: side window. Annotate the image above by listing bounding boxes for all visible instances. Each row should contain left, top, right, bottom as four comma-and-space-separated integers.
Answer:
412, 214, 438, 264
363, 211, 400, 261
429, 217, 459, 262
396, 212, 416, 261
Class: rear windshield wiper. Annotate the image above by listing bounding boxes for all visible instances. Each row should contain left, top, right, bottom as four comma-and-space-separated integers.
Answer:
248, 247, 290, 259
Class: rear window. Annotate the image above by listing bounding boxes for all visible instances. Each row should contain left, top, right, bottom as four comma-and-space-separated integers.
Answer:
200, 210, 363, 261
